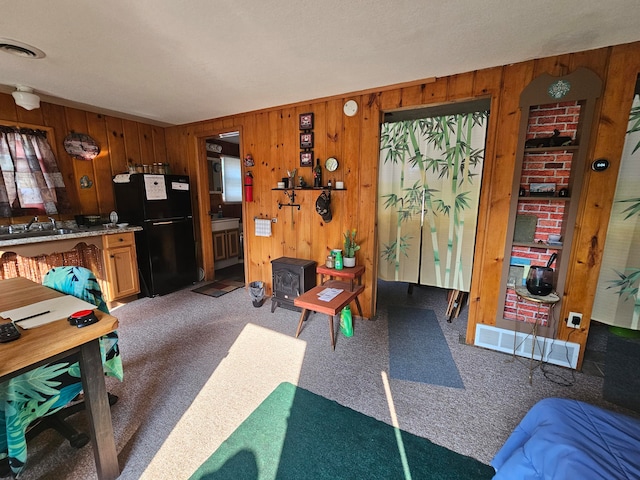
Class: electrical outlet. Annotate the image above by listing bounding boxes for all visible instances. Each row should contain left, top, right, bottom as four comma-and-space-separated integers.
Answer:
567, 311, 582, 328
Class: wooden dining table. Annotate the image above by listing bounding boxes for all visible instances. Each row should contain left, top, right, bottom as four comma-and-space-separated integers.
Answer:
0, 276, 120, 480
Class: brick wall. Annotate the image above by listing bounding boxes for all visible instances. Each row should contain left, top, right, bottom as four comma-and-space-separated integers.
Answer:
503, 101, 579, 325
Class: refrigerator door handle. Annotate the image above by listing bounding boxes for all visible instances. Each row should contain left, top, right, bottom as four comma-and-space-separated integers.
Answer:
151, 220, 177, 226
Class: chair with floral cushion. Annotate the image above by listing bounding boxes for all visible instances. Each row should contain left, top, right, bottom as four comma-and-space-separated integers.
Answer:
0, 266, 123, 477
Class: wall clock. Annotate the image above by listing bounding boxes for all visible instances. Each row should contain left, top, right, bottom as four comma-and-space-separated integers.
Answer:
343, 100, 358, 117
325, 157, 338, 172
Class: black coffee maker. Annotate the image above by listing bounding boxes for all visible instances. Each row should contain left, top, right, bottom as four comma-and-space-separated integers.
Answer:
526, 253, 556, 296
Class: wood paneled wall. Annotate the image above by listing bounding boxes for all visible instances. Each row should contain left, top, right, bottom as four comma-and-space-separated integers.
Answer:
3, 42, 634, 369
0, 95, 167, 223
166, 41, 640, 368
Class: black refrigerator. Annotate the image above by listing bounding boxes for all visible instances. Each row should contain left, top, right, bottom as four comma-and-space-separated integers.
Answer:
113, 173, 197, 297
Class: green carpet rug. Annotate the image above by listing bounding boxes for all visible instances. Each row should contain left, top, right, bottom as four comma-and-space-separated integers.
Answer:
190, 382, 494, 480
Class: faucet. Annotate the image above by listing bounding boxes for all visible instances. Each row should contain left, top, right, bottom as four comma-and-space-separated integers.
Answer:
25, 216, 38, 231
48, 216, 57, 229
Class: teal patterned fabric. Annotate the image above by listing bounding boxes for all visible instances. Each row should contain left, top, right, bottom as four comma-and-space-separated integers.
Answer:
0, 266, 123, 476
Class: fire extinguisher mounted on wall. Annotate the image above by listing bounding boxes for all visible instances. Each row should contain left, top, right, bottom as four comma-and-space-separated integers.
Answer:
244, 171, 253, 202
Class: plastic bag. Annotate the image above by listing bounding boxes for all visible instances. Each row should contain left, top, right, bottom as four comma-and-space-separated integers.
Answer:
249, 281, 265, 307
340, 305, 353, 337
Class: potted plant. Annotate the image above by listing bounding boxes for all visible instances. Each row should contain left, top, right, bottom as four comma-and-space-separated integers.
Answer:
343, 229, 360, 267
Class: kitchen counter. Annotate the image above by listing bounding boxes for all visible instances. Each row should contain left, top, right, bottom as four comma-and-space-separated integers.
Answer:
0, 225, 142, 249
0, 225, 143, 303
211, 217, 240, 232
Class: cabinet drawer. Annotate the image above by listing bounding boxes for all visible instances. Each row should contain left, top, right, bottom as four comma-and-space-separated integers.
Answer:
103, 231, 135, 248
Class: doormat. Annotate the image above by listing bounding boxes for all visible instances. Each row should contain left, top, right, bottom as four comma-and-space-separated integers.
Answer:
190, 382, 493, 480
388, 306, 465, 389
192, 280, 244, 298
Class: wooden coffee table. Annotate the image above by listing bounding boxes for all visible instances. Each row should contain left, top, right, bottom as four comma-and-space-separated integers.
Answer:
294, 280, 364, 349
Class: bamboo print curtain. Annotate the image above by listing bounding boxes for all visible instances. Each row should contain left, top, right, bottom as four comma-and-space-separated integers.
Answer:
378, 112, 488, 291
592, 85, 640, 330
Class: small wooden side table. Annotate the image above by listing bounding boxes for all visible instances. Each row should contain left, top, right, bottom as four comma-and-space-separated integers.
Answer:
316, 264, 364, 292
514, 286, 560, 384
294, 280, 365, 349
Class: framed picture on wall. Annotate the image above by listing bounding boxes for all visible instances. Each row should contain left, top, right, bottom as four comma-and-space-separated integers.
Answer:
300, 151, 313, 167
299, 112, 314, 130
300, 132, 314, 149
529, 183, 556, 196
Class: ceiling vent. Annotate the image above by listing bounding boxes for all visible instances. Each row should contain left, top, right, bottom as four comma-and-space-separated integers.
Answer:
0, 39, 45, 59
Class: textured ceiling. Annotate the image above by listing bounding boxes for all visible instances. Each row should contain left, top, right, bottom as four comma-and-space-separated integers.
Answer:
1, 1, 639, 126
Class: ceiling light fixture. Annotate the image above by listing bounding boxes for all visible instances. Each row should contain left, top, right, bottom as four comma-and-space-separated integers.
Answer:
12, 85, 41, 110
218, 132, 239, 139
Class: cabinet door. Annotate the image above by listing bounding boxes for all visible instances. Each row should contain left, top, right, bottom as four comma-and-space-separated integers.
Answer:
226, 229, 239, 259
213, 231, 227, 260
104, 244, 139, 300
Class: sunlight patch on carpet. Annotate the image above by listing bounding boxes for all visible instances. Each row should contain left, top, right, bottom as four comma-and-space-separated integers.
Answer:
388, 306, 464, 389
140, 324, 306, 480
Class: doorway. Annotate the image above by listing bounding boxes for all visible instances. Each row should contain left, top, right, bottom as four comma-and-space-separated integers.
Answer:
204, 131, 245, 283
377, 99, 491, 296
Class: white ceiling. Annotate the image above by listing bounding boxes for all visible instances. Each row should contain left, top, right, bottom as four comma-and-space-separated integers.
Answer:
1, 1, 639, 126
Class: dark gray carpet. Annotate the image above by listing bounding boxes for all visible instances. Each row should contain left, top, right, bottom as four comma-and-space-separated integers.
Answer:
604, 333, 640, 413
11, 279, 639, 479
388, 306, 464, 389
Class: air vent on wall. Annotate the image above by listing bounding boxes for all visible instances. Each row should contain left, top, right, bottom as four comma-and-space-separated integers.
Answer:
474, 323, 580, 369
0, 39, 45, 59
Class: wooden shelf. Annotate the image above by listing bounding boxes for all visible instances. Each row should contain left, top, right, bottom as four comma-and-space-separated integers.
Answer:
512, 241, 564, 250
498, 68, 603, 328
523, 145, 579, 153
518, 196, 570, 201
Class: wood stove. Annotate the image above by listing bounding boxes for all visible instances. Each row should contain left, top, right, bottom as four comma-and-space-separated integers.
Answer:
271, 257, 317, 312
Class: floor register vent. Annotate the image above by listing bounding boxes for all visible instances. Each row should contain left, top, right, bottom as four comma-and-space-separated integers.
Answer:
474, 324, 579, 369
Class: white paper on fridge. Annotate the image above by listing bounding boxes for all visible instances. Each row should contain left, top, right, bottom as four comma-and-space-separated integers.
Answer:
1, 295, 97, 329
144, 174, 167, 200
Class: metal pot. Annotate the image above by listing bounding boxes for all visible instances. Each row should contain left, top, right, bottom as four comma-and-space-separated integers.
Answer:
525, 253, 556, 296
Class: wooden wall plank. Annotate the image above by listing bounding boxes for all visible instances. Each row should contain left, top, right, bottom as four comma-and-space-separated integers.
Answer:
122, 120, 142, 170
560, 43, 640, 365
466, 60, 535, 342
65, 108, 98, 215
448, 72, 476, 101
138, 123, 155, 167
86, 113, 115, 212
105, 116, 127, 173
40, 103, 77, 217
422, 77, 448, 104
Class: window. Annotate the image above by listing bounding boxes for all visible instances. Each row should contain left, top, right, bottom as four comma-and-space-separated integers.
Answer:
0, 125, 69, 217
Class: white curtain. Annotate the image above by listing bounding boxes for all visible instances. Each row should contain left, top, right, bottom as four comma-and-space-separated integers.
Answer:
592, 90, 640, 330
378, 113, 488, 291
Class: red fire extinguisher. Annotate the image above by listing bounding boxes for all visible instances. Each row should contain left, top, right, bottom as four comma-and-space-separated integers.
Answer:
244, 171, 253, 202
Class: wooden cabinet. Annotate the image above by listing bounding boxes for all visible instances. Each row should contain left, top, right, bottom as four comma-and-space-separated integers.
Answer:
213, 229, 239, 269
497, 68, 602, 336
102, 232, 140, 301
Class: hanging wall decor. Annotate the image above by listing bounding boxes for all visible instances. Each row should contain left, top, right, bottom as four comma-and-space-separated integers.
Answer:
63, 132, 100, 161
299, 113, 314, 130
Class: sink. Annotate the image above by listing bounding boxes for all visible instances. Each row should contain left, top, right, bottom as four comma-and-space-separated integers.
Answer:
0, 228, 78, 241
211, 217, 239, 232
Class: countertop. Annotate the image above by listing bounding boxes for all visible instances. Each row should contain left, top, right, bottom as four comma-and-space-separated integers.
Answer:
0, 225, 142, 248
